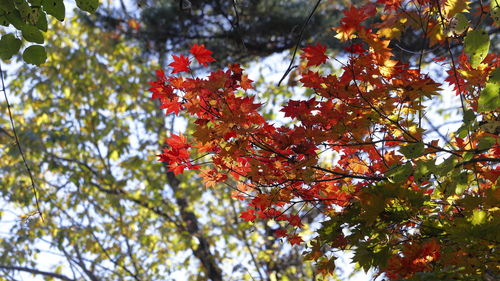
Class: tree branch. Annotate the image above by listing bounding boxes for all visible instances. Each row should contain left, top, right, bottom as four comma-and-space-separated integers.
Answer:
455, 157, 500, 168
278, 0, 322, 86
0, 265, 75, 281
0, 63, 43, 221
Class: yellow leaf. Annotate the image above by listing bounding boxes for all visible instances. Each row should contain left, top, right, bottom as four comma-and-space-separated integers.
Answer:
110, 150, 119, 160
444, 0, 471, 18
376, 14, 408, 40
470, 209, 487, 225
35, 113, 49, 125
428, 23, 445, 46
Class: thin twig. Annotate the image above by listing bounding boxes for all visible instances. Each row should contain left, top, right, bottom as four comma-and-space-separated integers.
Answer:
0, 265, 75, 281
228, 196, 265, 281
434, 0, 481, 189
277, 0, 322, 86
0, 63, 43, 222
231, 0, 247, 51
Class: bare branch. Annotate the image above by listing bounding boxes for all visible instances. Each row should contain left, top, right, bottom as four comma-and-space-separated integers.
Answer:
0, 265, 75, 281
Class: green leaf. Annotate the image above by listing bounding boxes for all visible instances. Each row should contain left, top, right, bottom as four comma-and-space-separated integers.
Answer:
452, 13, 469, 35
352, 246, 377, 273
464, 29, 490, 68
41, 0, 64, 21
22, 45, 47, 65
463, 109, 475, 124
477, 136, 496, 151
0, 0, 15, 12
492, 0, 500, 23
26, 7, 41, 25
0, 15, 9, 26
387, 162, 413, 183
22, 24, 44, 43
372, 246, 390, 268
462, 151, 474, 161
5, 9, 26, 29
478, 67, 500, 112
479, 119, 500, 134
453, 172, 468, 195
0, 34, 22, 60
15, 0, 32, 22
399, 142, 424, 159
435, 157, 457, 176
414, 160, 435, 180
440, 178, 457, 195
75, 0, 99, 13
456, 124, 469, 138
35, 10, 47, 32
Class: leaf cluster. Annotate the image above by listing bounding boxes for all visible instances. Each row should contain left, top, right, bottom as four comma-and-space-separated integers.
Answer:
150, 0, 500, 279
0, 0, 99, 65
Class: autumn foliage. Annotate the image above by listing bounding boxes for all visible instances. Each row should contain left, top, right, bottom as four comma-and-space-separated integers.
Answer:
150, 1, 499, 279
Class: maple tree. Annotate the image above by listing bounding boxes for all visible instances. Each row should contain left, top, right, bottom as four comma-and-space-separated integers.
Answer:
1, 14, 324, 280
151, 0, 499, 280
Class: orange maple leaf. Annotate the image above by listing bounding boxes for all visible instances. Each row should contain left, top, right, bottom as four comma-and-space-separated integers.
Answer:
240, 74, 253, 90
288, 234, 303, 245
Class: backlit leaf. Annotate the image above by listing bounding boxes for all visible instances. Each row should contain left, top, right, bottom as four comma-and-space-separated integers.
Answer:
478, 67, 500, 112
470, 210, 487, 225
399, 142, 424, 159
464, 29, 490, 68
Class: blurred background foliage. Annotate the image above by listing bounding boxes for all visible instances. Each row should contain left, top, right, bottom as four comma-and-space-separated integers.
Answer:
1, 0, 497, 280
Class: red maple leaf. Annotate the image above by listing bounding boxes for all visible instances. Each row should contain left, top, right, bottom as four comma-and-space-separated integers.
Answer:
341, 5, 372, 28
169, 54, 191, 73
155, 69, 165, 78
300, 71, 323, 88
281, 98, 317, 119
150, 83, 174, 100
288, 214, 303, 227
166, 133, 189, 149
159, 98, 183, 115
274, 229, 288, 238
168, 162, 188, 175
377, 0, 402, 11
190, 44, 216, 66
240, 209, 256, 221
343, 43, 365, 54
288, 234, 303, 245
301, 43, 328, 67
